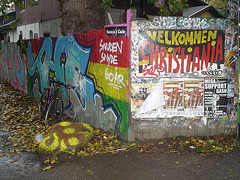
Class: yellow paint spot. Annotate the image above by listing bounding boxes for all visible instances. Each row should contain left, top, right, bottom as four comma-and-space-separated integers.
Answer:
211, 41, 216, 46
187, 47, 193, 53
39, 132, 59, 153
63, 128, 75, 134
60, 122, 71, 127
68, 137, 79, 146
221, 116, 229, 124
168, 47, 173, 53
60, 139, 68, 151
48, 132, 59, 150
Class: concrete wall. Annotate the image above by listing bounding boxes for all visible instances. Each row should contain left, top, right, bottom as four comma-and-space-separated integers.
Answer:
130, 16, 238, 140
0, 13, 239, 141
39, 18, 62, 37
0, 29, 130, 139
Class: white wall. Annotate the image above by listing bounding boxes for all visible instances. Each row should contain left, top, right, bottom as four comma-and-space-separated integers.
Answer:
6, 29, 18, 42
17, 22, 40, 40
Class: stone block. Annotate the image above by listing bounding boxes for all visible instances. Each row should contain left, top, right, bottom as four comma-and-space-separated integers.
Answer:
38, 122, 94, 155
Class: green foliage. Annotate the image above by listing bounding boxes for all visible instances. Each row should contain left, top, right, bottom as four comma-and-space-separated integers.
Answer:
0, 0, 38, 30
101, 0, 188, 16
27, 0, 38, 7
156, 0, 189, 16
205, 0, 228, 17
101, 0, 112, 10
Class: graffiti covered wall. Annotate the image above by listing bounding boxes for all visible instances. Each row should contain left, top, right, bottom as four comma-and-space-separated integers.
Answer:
1, 15, 238, 141
0, 42, 28, 93
0, 30, 130, 139
130, 16, 238, 140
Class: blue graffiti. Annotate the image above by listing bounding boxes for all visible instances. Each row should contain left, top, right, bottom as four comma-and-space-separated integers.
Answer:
27, 38, 54, 93
73, 67, 96, 109
27, 36, 120, 135
14, 45, 25, 87
1, 43, 26, 92
27, 36, 92, 94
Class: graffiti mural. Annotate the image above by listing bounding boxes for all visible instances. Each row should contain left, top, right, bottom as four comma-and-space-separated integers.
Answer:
0, 42, 27, 93
138, 29, 224, 77
87, 33, 130, 136
24, 31, 130, 138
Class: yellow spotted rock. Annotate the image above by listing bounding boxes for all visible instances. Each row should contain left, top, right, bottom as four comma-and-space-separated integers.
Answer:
38, 122, 94, 155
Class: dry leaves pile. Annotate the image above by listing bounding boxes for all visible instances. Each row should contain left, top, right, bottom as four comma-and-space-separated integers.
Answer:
0, 81, 127, 155
135, 134, 239, 156
0, 80, 239, 158
0, 81, 53, 152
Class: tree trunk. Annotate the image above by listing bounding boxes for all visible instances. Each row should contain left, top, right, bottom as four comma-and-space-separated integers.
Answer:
58, 0, 106, 35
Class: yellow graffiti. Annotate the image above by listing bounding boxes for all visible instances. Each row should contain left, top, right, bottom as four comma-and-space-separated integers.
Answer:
63, 128, 75, 134
68, 137, 79, 146
221, 116, 229, 124
39, 132, 59, 153
38, 122, 94, 155
60, 121, 71, 126
146, 30, 217, 46
60, 139, 68, 152
87, 62, 129, 101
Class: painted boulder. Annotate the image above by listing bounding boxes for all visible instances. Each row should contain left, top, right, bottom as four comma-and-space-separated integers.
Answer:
38, 122, 94, 155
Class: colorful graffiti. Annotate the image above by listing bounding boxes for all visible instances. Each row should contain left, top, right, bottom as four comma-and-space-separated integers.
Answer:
139, 29, 224, 77
0, 43, 27, 93
131, 17, 238, 124
0, 29, 130, 138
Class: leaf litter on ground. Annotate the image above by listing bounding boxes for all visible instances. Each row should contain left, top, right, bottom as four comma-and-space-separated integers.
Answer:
0, 81, 128, 156
0, 80, 239, 167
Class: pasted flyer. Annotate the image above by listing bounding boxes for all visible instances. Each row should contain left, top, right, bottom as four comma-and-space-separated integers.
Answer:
204, 78, 227, 117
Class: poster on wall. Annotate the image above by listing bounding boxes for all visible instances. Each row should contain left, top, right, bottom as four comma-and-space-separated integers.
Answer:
132, 78, 204, 118
161, 79, 204, 116
161, 80, 185, 116
131, 84, 151, 112
183, 80, 204, 116
162, 80, 184, 109
204, 78, 227, 117
138, 29, 225, 78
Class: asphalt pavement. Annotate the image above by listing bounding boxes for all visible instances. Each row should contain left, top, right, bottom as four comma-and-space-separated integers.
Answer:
1, 130, 240, 180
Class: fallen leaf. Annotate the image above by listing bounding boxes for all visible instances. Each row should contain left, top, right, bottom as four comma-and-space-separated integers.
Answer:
51, 159, 57, 164
44, 159, 50, 163
9, 149, 15, 153
42, 165, 53, 171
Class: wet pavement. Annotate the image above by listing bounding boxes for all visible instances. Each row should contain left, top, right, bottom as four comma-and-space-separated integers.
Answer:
0, 131, 41, 179
1, 129, 240, 180
1, 82, 240, 179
